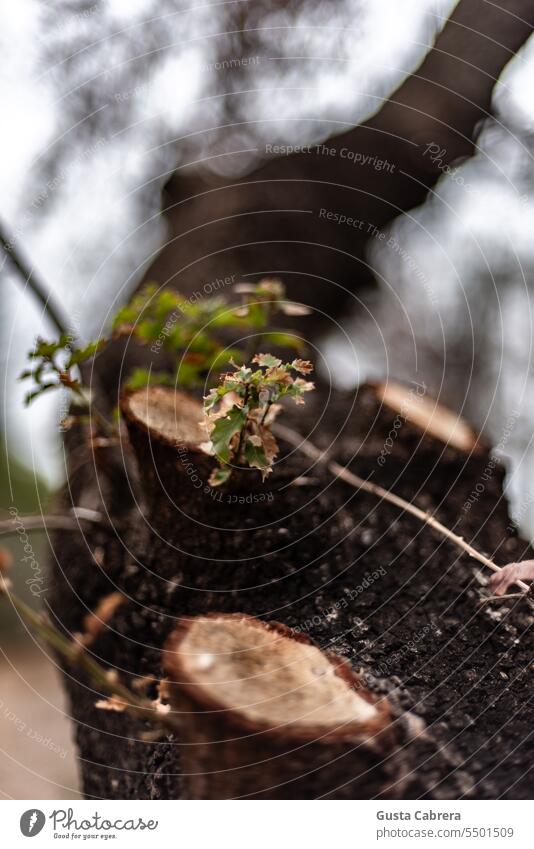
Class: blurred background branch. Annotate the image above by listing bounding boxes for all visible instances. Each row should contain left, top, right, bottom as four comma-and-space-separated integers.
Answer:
0, 219, 69, 335
1, 0, 534, 798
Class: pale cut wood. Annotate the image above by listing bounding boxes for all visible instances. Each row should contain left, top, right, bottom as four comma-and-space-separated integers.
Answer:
163, 614, 401, 799
121, 386, 208, 448
120, 387, 216, 516
166, 613, 382, 735
374, 381, 479, 453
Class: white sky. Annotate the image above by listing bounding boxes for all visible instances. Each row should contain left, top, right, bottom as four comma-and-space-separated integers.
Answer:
3, 0, 534, 534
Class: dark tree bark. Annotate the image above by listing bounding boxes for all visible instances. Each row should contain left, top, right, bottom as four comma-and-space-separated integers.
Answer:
50, 382, 534, 799
48, 0, 534, 800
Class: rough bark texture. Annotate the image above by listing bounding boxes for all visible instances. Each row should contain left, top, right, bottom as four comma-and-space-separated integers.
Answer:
49, 382, 533, 799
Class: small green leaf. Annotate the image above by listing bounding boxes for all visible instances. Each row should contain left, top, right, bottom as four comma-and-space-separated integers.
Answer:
33, 336, 68, 358
252, 353, 282, 368
234, 365, 252, 382
243, 302, 269, 328
209, 406, 246, 463
244, 437, 269, 476
209, 348, 243, 369
203, 388, 219, 412
67, 339, 105, 367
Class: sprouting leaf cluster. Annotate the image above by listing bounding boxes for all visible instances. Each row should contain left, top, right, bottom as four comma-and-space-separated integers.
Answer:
18, 279, 314, 469
204, 355, 314, 486
19, 335, 104, 406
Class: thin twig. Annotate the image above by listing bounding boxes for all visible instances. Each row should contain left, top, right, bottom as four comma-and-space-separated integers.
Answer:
274, 423, 531, 594
0, 219, 69, 337
0, 508, 107, 537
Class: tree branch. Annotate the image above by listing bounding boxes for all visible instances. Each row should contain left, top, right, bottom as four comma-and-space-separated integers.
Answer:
148, 0, 534, 325
0, 219, 69, 336
0, 507, 108, 537
0, 581, 181, 735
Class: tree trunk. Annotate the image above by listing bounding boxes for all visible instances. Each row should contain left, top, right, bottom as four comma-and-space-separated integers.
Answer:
49, 382, 533, 799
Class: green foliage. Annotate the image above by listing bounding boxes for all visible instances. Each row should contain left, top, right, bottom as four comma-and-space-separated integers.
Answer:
204, 355, 314, 486
123, 367, 175, 392
112, 283, 242, 389
209, 406, 247, 463
112, 284, 179, 337
18, 278, 312, 453
19, 334, 105, 406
